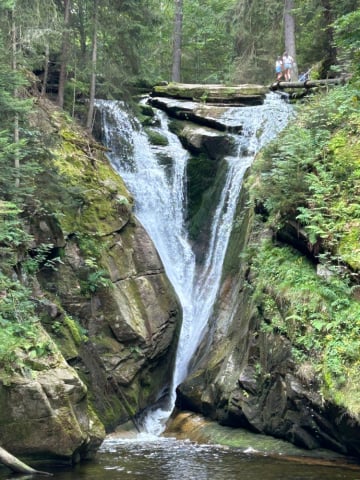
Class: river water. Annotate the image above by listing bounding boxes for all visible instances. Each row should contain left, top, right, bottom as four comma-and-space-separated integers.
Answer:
1, 436, 359, 480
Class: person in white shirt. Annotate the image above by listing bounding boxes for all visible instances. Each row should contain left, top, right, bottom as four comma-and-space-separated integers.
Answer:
282, 52, 294, 81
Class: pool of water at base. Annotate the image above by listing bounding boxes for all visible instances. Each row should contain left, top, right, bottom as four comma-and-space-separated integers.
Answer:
2, 436, 360, 480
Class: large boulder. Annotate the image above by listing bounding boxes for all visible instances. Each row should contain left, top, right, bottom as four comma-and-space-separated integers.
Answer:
0, 330, 104, 464
177, 124, 236, 159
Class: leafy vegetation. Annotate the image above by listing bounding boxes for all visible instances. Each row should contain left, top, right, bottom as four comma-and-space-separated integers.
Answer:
0, 16, 53, 367
246, 23, 360, 414
81, 256, 113, 296
0, 272, 51, 370
252, 83, 360, 270
251, 240, 360, 416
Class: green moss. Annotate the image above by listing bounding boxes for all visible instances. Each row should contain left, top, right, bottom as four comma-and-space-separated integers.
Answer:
168, 119, 184, 136
139, 104, 155, 117
46, 120, 132, 237
152, 83, 193, 98
64, 315, 87, 346
144, 128, 169, 146
338, 224, 360, 270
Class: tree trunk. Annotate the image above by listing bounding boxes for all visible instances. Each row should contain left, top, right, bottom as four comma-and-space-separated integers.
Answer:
10, 8, 20, 188
57, 0, 71, 108
171, 0, 183, 82
77, 0, 87, 59
0, 446, 53, 476
271, 78, 344, 89
86, 0, 98, 131
41, 43, 50, 97
320, 0, 337, 75
284, 0, 298, 80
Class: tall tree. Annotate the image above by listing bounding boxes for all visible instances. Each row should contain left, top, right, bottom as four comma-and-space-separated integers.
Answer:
0, 2, 40, 207
57, 0, 71, 108
10, 6, 20, 187
86, 0, 98, 130
171, 0, 183, 82
284, 0, 298, 80
319, 0, 337, 75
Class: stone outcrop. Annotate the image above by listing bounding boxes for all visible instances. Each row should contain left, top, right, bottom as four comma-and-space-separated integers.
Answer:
176, 176, 360, 458
164, 411, 353, 462
0, 330, 104, 463
151, 82, 269, 105
0, 97, 181, 463
149, 97, 246, 132
177, 123, 236, 159
36, 215, 180, 432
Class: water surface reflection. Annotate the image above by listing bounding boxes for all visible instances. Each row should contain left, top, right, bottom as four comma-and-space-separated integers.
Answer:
1, 436, 360, 480
12, 436, 357, 480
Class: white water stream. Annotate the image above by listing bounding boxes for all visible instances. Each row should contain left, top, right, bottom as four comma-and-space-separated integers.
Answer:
97, 94, 292, 435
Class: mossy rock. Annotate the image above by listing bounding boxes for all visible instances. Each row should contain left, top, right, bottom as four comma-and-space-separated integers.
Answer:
168, 119, 184, 136
152, 82, 269, 104
221, 169, 253, 277
44, 125, 132, 237
144, 127, 169, 146
139, 104, 155, 117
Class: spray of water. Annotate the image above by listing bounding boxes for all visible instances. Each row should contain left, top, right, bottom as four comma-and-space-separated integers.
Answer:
97, 94, 292, 435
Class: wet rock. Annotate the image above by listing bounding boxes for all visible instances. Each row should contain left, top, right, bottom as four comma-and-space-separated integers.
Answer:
176, 179, 360, 458
151, 82, 268, 105
149, 97, 245, 133
0, 330, 104, 463
178, 124, 236, 159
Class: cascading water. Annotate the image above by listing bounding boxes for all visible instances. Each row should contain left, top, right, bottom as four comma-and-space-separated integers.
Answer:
97, 94, 293, 435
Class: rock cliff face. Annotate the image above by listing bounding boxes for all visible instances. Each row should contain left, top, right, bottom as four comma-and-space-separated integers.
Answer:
176, 171, 360, 458
147, 84, 360, 458
0, 97, 181, 463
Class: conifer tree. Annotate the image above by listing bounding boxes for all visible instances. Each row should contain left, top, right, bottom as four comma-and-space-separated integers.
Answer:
57, 0, 71, 108
171, 0, 183, 82
284, 0, 298, 80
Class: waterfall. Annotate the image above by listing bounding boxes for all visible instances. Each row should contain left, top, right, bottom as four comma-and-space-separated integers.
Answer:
97, 94, 293, 435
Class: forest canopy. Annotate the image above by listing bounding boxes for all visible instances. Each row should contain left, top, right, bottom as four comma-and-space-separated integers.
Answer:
0, 0, 358, 114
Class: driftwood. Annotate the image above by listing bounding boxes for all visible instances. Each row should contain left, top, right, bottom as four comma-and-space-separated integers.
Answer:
0, 446, 53, 476
270, 78, 346, 90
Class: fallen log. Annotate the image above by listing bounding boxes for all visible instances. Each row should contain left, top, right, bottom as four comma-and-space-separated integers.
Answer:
270, 78, 346, 90
0, 446, 53, 476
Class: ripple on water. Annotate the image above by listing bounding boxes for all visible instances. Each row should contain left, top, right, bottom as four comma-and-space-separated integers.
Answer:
96, 435, 360, 480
